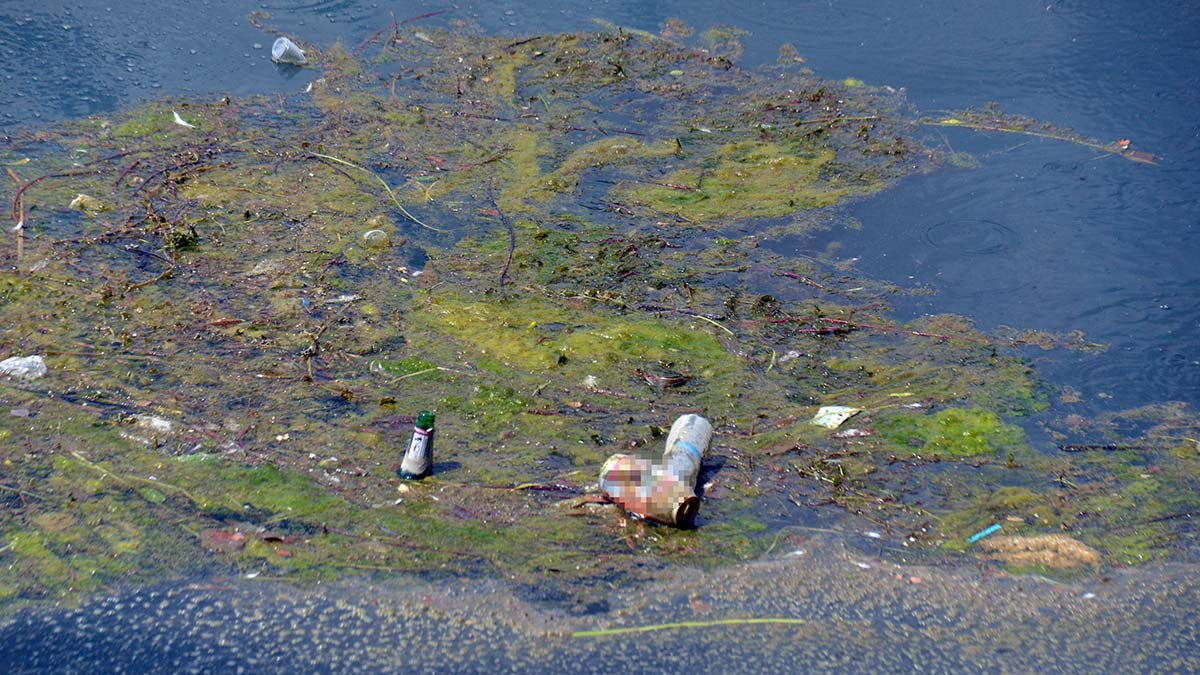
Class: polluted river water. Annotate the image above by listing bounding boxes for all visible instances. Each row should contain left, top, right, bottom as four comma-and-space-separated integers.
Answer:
1, 0, 1198, 670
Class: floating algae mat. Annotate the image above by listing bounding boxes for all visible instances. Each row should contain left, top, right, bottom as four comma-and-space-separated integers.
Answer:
0, 20, 1195, 614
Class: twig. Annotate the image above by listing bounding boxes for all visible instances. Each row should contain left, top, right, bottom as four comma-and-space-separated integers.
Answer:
486, 178, 516, 289
922, 115, 1157, 164
69, 450, 201, 505
691, 313, 734, 337
321, 524, 425, 550
311, 152, 447, 232
400, 9, 449, 24
572, 617, 806, 638
358, 6, 450, 51
766, 316, 958, 341
1057, 444, 1147, 453
10, 150, 139, 224
779, 270, 825, 289
354, 12, 400, 54
1144, 511, 1200, 524
510, 483, 584, 493
126, 266, 176, 293
0, 482, 35, 507
6, 168, 23, 259
113, 159, 141, 191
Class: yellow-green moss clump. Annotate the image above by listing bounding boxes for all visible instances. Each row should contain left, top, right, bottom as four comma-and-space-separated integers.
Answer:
878, 407, 1024, 457
621, 142, 868, 224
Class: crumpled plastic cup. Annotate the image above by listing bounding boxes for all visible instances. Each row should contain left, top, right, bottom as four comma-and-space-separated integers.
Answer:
271, 37, 307, 65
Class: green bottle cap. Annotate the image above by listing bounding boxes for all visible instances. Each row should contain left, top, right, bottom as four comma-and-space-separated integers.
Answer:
416, 410, 435, 430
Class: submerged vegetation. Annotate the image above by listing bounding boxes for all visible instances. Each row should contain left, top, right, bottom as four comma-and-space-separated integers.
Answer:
0, 16, 1192, 613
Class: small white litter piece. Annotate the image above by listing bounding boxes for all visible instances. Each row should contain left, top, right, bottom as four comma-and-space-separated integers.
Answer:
0, 355, 47, 381
810, 405, 861, 429
134, 415, 175, 434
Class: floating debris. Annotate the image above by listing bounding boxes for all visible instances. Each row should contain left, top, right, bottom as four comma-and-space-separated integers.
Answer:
810, 406, 862, 429
967, 523, 1002, 544
0, 354, 47, 381
979, 534, 1102, 569
271, 36, 307, 65
171, 110, 196, 128
67, 193, 106, 214
599, 414, 713, 527
361, 228, 390, 246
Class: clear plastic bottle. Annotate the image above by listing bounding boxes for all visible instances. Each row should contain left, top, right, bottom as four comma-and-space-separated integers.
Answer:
662, 414, 713, 492
659, 414, 712, 527
598, 414, 713, 527
398, 411, 435, 479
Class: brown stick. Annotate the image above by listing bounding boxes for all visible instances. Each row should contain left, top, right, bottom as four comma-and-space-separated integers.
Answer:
113, 159, 141, 191
765, 316, 957, 341
354, 12, 400, 54
486, 179, 516, 289
6, 168, 23, 259
779, 270, 825, 289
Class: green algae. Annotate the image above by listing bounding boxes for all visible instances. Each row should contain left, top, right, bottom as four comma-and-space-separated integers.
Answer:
620, 142, 860, 224
0, 18, 1187, 617
878, 408, 1025, 457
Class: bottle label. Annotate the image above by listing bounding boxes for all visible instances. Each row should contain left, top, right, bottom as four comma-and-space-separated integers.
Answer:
673, 440, 701, 462
406, 427, 431, 462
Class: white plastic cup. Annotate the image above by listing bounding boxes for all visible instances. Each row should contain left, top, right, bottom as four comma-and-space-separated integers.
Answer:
362, 229, 390, 246
271, 37, 307, 65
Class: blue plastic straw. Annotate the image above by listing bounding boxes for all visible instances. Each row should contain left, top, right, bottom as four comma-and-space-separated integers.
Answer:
967, 523, 1002, 544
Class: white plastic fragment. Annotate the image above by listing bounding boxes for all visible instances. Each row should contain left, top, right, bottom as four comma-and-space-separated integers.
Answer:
118, 414, 177, 446
171, 110, 196, 128
271, 37, 307, 65
0, 355, 47, 381
133, 415, 175, 434
834, 428, 872, 438
810, 405, 861, 429
69, 193, 106, 213
361, 229, 390, 246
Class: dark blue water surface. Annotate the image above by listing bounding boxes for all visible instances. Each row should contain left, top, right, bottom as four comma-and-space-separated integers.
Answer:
4, 0, 1195, 418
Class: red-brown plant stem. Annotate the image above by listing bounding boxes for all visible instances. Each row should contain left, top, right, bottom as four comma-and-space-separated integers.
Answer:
10, 150, 139, 223
6, 168, 23, 259
764, 316, 958, 341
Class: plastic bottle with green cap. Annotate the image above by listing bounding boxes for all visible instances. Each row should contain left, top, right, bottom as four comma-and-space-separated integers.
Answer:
398, 411, 435, 479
